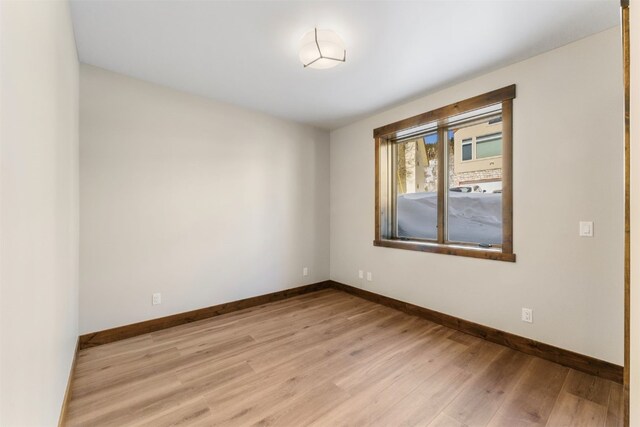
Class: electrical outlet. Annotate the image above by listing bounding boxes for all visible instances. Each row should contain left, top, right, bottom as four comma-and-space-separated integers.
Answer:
152, 293, 162, 305
303, 267, 309, 277
366, 272, 373, 282
521, 308, 533, 323
358, 270, 364, 279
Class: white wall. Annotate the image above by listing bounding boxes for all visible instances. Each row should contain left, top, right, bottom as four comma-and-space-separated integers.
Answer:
79, 65, 330, 334
330, 28, 623, 364
0, 1, 79, 426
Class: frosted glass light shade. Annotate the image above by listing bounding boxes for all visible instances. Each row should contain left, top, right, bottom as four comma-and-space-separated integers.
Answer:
299, 28, 346, 69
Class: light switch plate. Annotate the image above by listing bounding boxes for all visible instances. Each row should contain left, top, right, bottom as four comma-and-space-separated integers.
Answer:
579, 221, 593, 237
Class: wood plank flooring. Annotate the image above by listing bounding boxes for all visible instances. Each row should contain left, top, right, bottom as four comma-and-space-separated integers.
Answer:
65, 289, 623, 427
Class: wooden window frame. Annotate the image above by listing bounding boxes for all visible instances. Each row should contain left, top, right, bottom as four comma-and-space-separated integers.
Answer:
373, 85, 516, 262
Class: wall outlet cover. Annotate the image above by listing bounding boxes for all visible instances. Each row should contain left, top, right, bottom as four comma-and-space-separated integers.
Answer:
579, 221, 594, 237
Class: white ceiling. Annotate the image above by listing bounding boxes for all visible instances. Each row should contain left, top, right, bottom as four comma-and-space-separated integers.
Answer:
70, 0, 619, 130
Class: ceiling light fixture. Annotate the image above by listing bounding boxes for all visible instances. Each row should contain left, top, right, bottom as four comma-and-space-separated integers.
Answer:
298, 28, 346, 69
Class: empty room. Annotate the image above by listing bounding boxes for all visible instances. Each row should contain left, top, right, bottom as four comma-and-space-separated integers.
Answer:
2, 0, 640, 426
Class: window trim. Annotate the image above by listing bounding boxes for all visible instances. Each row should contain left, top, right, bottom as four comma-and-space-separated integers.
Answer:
373, 85, 516, 262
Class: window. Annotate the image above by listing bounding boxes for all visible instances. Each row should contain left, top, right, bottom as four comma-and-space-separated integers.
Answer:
373, 85, 515, 262
476, 133, 502, 159
461, 139, 472, 161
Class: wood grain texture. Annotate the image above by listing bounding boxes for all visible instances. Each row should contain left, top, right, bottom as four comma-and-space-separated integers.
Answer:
77, 279, 622, 386
373, 238, 516, 262
373, 86, 516, 262
563, 369, 612, 406
546, 392, 608, 426
373, 85, 516, 138
330, 281, 623, 383
437, 125, 446, 244
374, 136, 381, 242
622, 2, 630, 425
488, 358, 569, 426
57, 338, 79, 427
64, 289, 623, 426
444, 349, 530, 425
501, 98, 514, 255
608, 382, 625, 427
78, 281, 332, 349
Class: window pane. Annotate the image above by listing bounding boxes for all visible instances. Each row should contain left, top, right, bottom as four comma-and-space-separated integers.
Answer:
476, 133, 502, 158
395, 132, 438, 240
462, 142, 472, 161
448, 110, 502, 245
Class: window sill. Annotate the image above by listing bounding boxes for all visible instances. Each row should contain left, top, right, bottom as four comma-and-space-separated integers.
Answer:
373, 239, 516, 262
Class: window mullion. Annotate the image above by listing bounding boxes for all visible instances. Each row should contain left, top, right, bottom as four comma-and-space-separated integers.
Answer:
437, 125, 446, 244
389, 140, 398, 239
501, 99, 514, 254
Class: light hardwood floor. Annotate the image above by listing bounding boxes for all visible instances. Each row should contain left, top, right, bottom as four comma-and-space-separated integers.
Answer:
66, 289, 623, 426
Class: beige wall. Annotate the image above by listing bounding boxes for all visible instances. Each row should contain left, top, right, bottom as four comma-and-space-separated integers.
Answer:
0, 1, 79, 425
330, 28, 623, 364
79, 65, 330, 334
